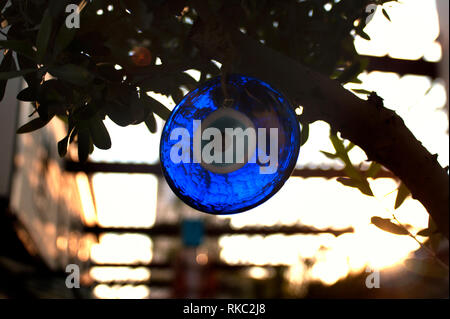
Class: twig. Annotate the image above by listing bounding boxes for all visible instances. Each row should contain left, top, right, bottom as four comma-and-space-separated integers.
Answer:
392, 214, 449, 271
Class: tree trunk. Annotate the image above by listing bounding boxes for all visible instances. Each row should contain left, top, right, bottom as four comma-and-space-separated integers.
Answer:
192, 22, 449, 238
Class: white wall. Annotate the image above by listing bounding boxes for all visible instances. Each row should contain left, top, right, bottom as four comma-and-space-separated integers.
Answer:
437, 0, 449, 113
0, 49, 21, 198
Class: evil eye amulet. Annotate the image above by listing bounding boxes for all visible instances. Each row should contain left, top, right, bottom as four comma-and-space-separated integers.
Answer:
160, 74, 300, 214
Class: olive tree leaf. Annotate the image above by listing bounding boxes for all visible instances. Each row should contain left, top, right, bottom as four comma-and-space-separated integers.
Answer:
16, 117, 52, 134
370, 216, 409, 235
351, 88, 372, 95
49, 64, 94, 86
170, 87, 184, 105
0, 40, 36, 59
320, 150, 339, 159
345, 142, 355, 152
97, 63, 125, 82
130, 93, 151, 125
17, 86, 38, 101
141, 94, 171, 121
356, 28, 371, 41
394, 182, 410, 209
36, 9, 53, 64
144, 112, 157, 133
300, 122, 309, 146
328, 132, 374, 196
366, 161, 382, 178
106, 100, 135, 127
54, 21, 78, 56
416, 228, 434, 237
48, 0, 76, 18
336, 177, 359, 188
382, 8, 391, 22
339, 180, 370, 196
329, 133, 348, 159
337, 177, 373, 196
0, 68, 37, 80
58, 125, 76, 157
88, 116, 112, 150
16, 54, 39, 92
58, 135, 70, 157
77, 128, 92, 162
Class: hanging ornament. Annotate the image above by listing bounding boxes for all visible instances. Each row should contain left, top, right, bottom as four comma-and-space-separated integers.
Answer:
130, 46, 152, 66
160, 74, 300, 214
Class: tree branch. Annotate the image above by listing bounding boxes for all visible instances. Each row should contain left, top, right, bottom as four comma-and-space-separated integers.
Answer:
191, 20, 449, 238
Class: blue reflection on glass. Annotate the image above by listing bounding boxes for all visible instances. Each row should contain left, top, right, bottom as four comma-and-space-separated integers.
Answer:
160, 74, 300, 214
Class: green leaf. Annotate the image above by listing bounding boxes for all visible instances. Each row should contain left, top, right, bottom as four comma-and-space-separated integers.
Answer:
97, 63, 124, 82
300, 122, 309, 146
177, 72, 198, 90
49, 64, 94, 86
16, 117, 51, 134
371, 216, 409, 235
37, 102, 66, 120
106, 100, 135, 127
144, 113, 157, 133
16, 54, 39, 91
366, 162, 382, 178
338, 177, 373, 196
357, 29, 371, 41
0, 68, 37, 80
320, 151, 339, 159
394, 182, 410, 209
359, 181, 374, 196
382, 8, 391, 22
38, 79, 67, 103
58, 125, 76, 157
345, 142, 355, 152
142, 94, 171, 121
336, 177, 359, 188
130, 94, 151, 125
404, 258, 448, 278
329, 133, 347, 157
77, 128, 91, 162
351, 88, 372, 95
416, 228, 433, 237
327, 131, 374, 196
54, 21, 77, 56
17, 86, 38, 101
348, 78, 363, 84
36, 9, 53, 64
58, 136, 69, 157
88, 117, 112, 150
48, 0, 74, 18
0, 40, 36, 59
171, 87, 184, 105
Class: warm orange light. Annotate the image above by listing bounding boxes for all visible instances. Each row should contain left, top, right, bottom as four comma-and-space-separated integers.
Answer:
196, 253, 208, 265
90, 233, 153, 265
76, 172, 97, 227
91, 173, 158, 228
218, 177, 430, 286
93, 284, 150, 299
90, 266, 150, 283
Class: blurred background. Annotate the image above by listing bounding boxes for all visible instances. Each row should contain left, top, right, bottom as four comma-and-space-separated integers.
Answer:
0, 0, 448, 298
